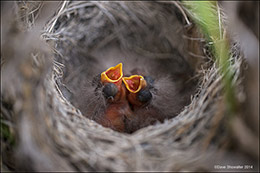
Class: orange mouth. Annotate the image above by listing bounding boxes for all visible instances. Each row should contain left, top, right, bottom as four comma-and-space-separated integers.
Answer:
101, 63, 123, 84
122, 75, 147, 93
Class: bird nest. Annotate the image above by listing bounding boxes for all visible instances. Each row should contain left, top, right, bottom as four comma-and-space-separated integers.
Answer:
1, 1, 256, 172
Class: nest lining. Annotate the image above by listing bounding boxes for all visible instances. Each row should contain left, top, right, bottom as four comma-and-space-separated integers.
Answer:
51, 2, 200, 133
1, 1, 250, 172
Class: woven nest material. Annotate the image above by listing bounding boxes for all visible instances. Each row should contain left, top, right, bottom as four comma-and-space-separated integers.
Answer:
1, 1, 259, 172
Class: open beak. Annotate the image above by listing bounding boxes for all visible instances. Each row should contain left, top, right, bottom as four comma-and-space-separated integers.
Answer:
122, 75, 147, 93
101, 63, 123, 85
123, 75, 149, 107
100, 63, 125, 102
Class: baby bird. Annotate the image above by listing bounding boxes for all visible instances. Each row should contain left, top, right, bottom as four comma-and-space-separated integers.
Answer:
95, 63, 133, 132
122, 74, 162, 133
122, 75, 153, 110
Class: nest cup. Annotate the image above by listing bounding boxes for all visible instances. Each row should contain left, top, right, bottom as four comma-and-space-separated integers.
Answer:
53, 2, 199, 133
2, 1, 252, 172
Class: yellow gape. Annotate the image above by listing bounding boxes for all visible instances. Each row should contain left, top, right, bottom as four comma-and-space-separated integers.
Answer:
101, 63, 123, 84
122, 75, 147, 93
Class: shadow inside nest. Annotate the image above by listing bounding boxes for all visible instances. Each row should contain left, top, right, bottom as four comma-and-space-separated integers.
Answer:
53, 2, 199, 134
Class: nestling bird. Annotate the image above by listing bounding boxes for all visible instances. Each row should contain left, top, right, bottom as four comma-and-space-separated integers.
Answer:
122, 73, 163, 133
93, 63, 134, 132
123, 75, 153, 108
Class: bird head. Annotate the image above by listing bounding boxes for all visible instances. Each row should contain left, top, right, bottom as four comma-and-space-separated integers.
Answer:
100, 63, 125, 102
123, 75, 153, 107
